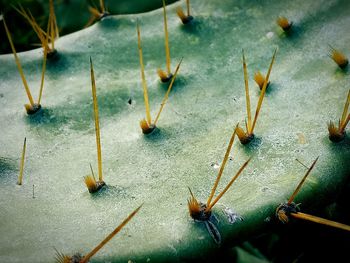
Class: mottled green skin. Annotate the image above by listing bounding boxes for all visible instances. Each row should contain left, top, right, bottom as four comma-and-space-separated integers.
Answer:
0, 0, 349, 262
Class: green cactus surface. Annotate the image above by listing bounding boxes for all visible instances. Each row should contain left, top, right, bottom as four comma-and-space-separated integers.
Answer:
0, 0, 349, 262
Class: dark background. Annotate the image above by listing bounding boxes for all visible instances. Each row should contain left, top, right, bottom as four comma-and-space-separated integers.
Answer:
0, 0, 178, 54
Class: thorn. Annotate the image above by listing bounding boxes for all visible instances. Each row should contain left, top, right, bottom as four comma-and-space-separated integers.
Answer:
206, 124, 238, 207
17, 137, 27, 185
137, 23, 152, 126
288, 157, 319, 204
251, 48, 277, 133
242, 49, 252, 134
295, 158, 309, 169
162, 0, 171, 76
153, 58, 183, 125
80, 204, 143, 263
2, 16, 35, 106
207, 157, 251, 210
90, 58, 103, 182
291, 212, 350, 232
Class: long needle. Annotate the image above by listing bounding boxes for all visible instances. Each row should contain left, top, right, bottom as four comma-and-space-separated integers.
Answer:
340, 89, 350, 127
162, 0, 171, 75
206, 125, 238, 207
186, 0, 191, 17
251, 48, 277, 133
49, 1, 54, 49
288, 157, 319, 205
51, 0, 59, 39
99, 0, 105, 13
291, 212, 350, 232
89, 163, 96, 182
17, 137, 27, 185
137, 23, 152, 125
90, 57, 103, 182
2, 17, 35, 106
295, 159, 309, 169
153, 58, 183, 125
188, 187, 196, 199
49, 0, 58, 49
27, 10, 48, 40
242, 50, 252, 133
14, 5, 49, 50
37, 21, 50, 105
53, 7, 59, 40
207, 158, 251, 210
80, 204, 143, 263
340, 114, 350, 132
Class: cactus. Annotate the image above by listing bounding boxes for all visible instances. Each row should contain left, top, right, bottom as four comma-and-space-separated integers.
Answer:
0, 0, 349, 262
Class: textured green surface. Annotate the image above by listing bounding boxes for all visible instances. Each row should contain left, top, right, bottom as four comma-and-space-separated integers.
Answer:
0, 0, 349, 262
